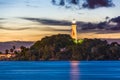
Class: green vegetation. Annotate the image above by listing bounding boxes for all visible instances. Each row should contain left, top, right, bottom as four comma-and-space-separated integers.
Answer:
77, 39, 84, 44
2, 34, 120, 61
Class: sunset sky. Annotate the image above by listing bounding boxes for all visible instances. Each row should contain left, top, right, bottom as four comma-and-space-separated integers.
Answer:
0, 0, 120, 42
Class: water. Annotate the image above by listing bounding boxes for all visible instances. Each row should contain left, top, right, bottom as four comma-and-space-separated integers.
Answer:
0, 61, 120, 80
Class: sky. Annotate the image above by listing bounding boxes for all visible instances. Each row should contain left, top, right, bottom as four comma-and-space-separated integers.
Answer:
0, 0, 120, 42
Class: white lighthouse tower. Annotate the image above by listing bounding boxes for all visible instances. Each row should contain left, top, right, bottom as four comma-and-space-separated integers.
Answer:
71, 19, 77, 41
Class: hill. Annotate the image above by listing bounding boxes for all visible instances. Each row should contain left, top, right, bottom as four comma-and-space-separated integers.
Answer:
0, 41, 34, 53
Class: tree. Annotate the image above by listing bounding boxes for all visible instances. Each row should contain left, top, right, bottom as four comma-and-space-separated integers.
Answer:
56, 51, 72, 60
10, 48, 14, 53
30, 34, 74, 60
13, 46, 16, 50
5, 49, 9, 54
0, 52, 2, 54
6, 34, 120, 61
20, 46, 27, 52
41, 46, 53, 60
31, 34, 74, 51
70, 45, 84, 60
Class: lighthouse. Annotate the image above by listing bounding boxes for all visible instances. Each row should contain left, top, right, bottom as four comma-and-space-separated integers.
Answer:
71, 19, 77, 41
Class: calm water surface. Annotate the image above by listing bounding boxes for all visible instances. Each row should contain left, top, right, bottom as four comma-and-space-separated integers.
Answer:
0, 61, 120, 80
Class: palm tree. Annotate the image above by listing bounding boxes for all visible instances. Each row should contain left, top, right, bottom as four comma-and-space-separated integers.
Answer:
0, 52, 2, 54
10, 49, 14, 54
13, 46, 16, 50
5, 49, 9, 54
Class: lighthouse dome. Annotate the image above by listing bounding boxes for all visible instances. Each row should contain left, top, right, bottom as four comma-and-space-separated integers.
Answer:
72, 19, 76, 24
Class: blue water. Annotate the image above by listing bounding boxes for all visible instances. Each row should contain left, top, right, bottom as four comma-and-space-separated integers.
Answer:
0, 61, 120, 80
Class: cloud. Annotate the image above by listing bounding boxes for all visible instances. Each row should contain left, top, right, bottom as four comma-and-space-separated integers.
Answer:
0, 25, 70, 32
52, 0, 115, 9
0, 18, 4, 20
0, 17, 70, 31
31, 27, 70, 32
21, 17, 71, 26
110, 16, 120, 23
21, 17, 86, 26
82, 0, 114, 9
0, 26, 30, 30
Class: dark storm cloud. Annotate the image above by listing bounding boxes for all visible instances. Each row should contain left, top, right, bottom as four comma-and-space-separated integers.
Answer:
22, 17, 71, 26
21, 17, 85, 27
82, 0, 114, 9
110, 16, 120, 23
52, 0, 114, 9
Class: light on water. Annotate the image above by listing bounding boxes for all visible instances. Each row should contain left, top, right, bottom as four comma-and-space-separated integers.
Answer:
71, 61, 80, 80
0, 61, 120, 80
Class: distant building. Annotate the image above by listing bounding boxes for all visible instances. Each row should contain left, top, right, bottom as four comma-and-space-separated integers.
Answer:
0, 53, 16, 60
71, 19, 77, 41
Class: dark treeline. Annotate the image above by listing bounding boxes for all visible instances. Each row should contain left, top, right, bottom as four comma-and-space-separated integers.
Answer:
7, 34, 120, 61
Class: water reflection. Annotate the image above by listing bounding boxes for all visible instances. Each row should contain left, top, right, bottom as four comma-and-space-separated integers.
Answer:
70, 61, 80, 80
1, 61, 120, 80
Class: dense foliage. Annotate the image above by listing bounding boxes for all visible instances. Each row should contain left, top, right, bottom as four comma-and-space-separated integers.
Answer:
6, 34, 120, 61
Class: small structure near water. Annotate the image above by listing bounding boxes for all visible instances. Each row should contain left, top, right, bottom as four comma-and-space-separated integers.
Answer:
0, 53, 16, 60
